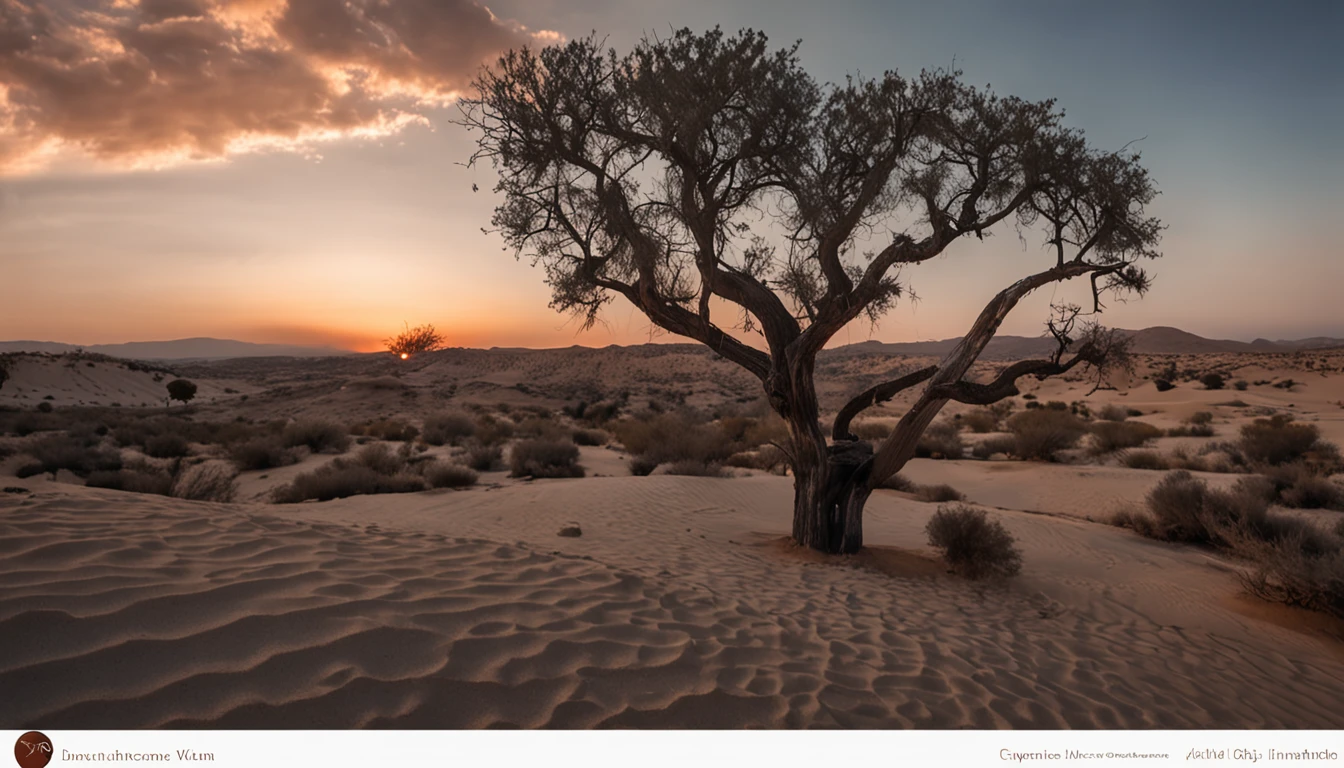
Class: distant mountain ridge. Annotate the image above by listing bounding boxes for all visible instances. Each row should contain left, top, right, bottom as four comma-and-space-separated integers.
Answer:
1, 327, 1340, 362
825, 326, 1344, 360
0, 338, 356, 360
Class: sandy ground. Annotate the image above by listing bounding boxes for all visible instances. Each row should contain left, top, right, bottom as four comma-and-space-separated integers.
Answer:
3, 347, 1344, 729
2, 474, 1342, 729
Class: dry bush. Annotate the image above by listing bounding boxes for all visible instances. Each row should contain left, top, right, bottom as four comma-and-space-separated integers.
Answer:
173, 460, 239, 502
86, 468, 174, 496
915, 483, 965, 503
1167, 423, 1215, 437
957, 408, 1002, 433
664, 459, 729, 477
724, 445, 790, 474
743, 413, 789, 447
970, 433, 1017, 459
422, 461, 479, 489
473, 415, 515, 446
23, 435, 122, 477
1121, 450, 1171, 470
1257, 464, 1344, 511
284, 420, 351, 453
230, 437, 303, 471
384, 323, 443, 357
1096, 403, 1130, 422
509, 439, 584, 479
422, 412, 476, 446
879, 473, 916, 492
1238, 415, 1331, 467
144, 433, 190, 459
1188, 411, 1214, 425
348, 418, 418, 443
1233, 379, 1249, 391
464, 444, 504, 472
610, 411, 737, 464
1006, 409, 1088, 461
347, 376, 407, 391
1240, 540, 1344, 619
273, 460, 426, 503
852, 420, 893, 440
571, 428, 607, 446
916, 421, 964, 460
1154, 379, 1176, 392
354, 442, 409, 475
628, 456, 660, 476
1201, 372, 1226, 390
1090, 420, 1162, 454
925, 504, 1023, 579
515, 416, 570, 442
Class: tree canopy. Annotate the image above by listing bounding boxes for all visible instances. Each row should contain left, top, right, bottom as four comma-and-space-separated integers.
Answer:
460, 28, 1162, 552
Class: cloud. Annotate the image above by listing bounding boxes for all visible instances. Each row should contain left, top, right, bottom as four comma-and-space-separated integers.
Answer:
0, 0, 556, 173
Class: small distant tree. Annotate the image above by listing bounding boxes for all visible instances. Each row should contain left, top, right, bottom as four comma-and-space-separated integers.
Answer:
0, 354, 11, 391
166, 378, 197, 406
1201, 372, 1225, 390
462, 28, 1162, 554
385, 323, 445, 359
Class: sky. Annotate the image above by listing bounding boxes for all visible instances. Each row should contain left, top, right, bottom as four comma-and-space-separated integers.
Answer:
0, 0, 1340, 352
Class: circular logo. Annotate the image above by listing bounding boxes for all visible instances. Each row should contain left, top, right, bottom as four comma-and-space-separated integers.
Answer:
13, 732, 52, 768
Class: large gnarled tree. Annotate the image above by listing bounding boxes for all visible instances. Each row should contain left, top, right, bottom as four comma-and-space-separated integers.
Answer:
461, 28, 1161, 554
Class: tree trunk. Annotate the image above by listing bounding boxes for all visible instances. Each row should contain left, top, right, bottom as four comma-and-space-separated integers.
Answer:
790, 439, 874, 554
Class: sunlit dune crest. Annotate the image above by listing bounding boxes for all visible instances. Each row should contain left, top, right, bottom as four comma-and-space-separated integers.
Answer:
0, 0, 561, 174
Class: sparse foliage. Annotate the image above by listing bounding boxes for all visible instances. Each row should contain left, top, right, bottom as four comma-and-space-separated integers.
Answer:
385, 322, 445, 358
925, 504, 1023, 579
166, 378, 197, 406
463, 28, 1162, 553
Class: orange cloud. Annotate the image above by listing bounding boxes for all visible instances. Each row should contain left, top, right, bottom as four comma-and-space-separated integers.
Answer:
0, 0, 558, 173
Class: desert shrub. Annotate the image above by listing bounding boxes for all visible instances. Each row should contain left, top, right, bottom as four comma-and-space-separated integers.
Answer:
743, 414, 789, 447
1167, 423, 1215, 437
879, 473, 916, 492
86, 468, 174, 496
958, 409, 1001, 433
1238, 415, 1329, 467
464, 444, 504, 472
284, 420, 351, 453
852, 420, 892, 440
609, 411, 736, 464
349, 418, 418, 442
1272, 379, 1298, 390
173, 460, 239, 502
273, 461, 427, 503
1279, 474, 1344, 510
1188, 411, 1214, 425
1201, 372, 1226, 390
1096, 403, 1130, 422
37, 401, 54, 413
354, 442, 409, 475
1121, 450, 1171, 470
230, 437, 302, 471
971, 433, 1016, 459
422, 461, 479, 489
628, 456, 660, 476
925, 504, 1023, 579
723, 445, 790, 474
473, 415, 515, 446
916, 421, 964, 460
421, 412, 476, 446
24, 436, 122, 477
1090, 420, 1162, 454
572, 428, 607, 446
514, 416, 568, 442
664, 459, 729, 477
1233, 379, 1249, 391
166, 378, 198, 405
1154, 379, 1176, 392
509, 439, 584, 479
914, 483, 965, 503
1006, 409, 1087, 461
144, 433, 190, 459
1257, 464, 1344, 510
1241, 544, 1344, 619
14, 462, 44, 478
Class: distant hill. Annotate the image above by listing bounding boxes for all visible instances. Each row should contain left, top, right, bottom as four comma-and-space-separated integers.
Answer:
826, 327, 1344, 359
0, 338, 356, 360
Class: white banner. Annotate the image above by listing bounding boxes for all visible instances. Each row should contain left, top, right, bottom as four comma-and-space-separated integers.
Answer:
7, 730, 1341, 768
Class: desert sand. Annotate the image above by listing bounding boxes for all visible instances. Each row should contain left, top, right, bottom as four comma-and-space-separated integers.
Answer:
2, 344, 1344, 728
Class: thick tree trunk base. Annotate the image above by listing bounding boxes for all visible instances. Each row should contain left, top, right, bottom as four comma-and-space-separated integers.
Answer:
791, 440, 874, 554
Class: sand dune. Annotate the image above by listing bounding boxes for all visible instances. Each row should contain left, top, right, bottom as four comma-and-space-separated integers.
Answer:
3, 477, 1342, 729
